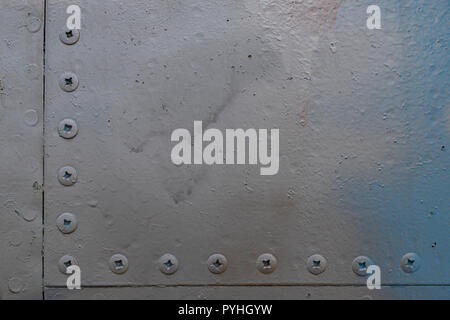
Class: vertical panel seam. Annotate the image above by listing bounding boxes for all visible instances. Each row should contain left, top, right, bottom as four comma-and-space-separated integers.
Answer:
42, 0, 47, 301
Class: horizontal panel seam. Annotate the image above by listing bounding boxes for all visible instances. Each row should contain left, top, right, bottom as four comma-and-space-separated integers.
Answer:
45, 283, 450, 288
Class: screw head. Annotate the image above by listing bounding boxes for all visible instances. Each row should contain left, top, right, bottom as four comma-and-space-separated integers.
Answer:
158, 254, 179, 275
352, 256, 374, 277
58, 119, 78, 139
59, 28, 80, 45
256, 253, 278, 274
307, 254, 327, 275
58, 255, 78, 274
401, 253, 421, 273
59, 72, 79, 92
58, 166, 78, 186
56, 213, 78, 234
207, 254, 228, 274
109, 254, 129, 274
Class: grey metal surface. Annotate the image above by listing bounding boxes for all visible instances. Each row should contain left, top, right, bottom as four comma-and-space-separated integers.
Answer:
43, 0, 449, 299
0, 0, 448, 300
45, 286, 450, 300
0, 0, 44, 300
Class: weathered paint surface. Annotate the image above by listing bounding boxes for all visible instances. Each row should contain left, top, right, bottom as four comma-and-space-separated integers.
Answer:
0, 0, 449, 299
0, 0, 44, 300
45, 285, 450, 300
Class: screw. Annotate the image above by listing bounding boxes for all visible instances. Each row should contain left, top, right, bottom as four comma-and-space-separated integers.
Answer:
307, 254, 327, 275
207, 254, 228, 274
58, 119, 78, 139
256, 253, 278, 274
109, 254, 129, 274
58, 255, 78, 274
158, 254, 179, 275
352, 256, 374, 277
59, 72, 79, 92
56, 213, 78, 234
401, 253, 421, 273
58, 166, 78, 186
60, 28, 80, 45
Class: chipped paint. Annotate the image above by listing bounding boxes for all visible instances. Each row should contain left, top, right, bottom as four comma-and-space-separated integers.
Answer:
0, 0, 448, 300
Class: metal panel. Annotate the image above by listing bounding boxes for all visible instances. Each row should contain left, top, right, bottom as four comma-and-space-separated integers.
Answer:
45, 286, 450, 300
0, 0, 44, 300
42, 0, 449, 298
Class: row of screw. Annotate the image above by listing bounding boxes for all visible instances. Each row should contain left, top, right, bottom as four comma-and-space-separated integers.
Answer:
54, 209, 422, 275
57, 28, 80, 185
58, 252, 421, 276
57, 27, 81, 283
55, 210, 422, 276
58, 29, 80, 187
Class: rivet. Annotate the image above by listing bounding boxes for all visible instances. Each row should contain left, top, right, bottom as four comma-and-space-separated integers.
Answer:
256, 253, 277, 274
58, 119, 78, 139
8, 277, 24, 294
159, 254, 179, 275
8, 231, 23, 247
24, 109, 39, 127
207, 254, 228, 274
307, 254, 327, 275
26, 17, 41, 33
25, 63, 40, 80
352, 256, 374, 277
58, 255, 78, 274
58, 166, 78, 186
59, 72, 79, 92
401, 253, 421, 273
22, 210, 38, 222
109, 254, 129, 274
59, 28, 80, 45
56, 213, 78, 234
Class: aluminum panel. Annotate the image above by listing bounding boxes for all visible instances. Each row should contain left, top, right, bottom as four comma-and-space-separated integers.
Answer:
45, 285, 450, 300
0, 0, 44, 300
43, 0, 449, 295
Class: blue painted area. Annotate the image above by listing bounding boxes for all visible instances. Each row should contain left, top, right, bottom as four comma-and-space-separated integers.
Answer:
331, 0, 449, 296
